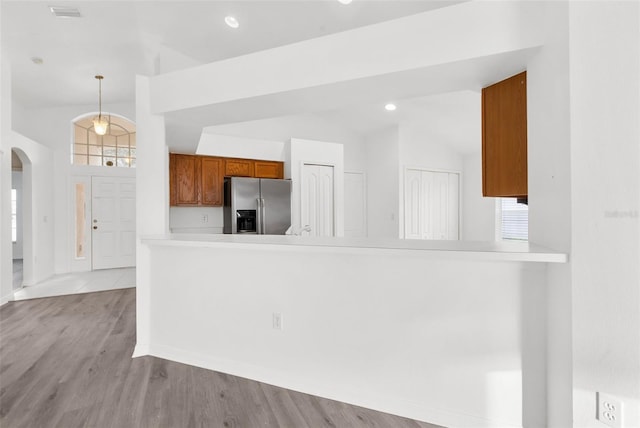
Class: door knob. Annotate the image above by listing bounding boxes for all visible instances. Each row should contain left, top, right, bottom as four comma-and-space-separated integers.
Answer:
93, 226, 98, 230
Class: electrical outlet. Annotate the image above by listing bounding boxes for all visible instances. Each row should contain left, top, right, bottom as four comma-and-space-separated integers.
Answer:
201, 214, 208, 223
597, 392, 623, 428
272, 313, 283, 330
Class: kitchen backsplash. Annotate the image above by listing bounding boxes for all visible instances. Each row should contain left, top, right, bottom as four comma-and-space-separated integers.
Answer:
169, 206, 224, 234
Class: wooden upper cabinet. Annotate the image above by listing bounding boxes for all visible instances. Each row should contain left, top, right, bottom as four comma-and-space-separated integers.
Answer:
225, 159, 254, 177
482, 71, 528, 198
170, 154, 284, 207
201, 157, 223, 206
254, 160, 284, 179
171, 154, 200, 205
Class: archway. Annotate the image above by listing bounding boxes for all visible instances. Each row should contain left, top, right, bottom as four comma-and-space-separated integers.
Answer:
10, 148, 32, 288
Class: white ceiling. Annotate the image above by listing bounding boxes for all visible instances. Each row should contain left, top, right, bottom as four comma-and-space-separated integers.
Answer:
203, 90, 482, 155
2, 0, 466, 109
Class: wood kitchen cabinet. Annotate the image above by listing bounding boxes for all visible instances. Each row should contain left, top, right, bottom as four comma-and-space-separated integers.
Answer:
254, 160, 284, 179
201, 157, 223, 206
170, 154, 284, 207
170, 154, 223, 207
482, 71, 527, 198
170, 154, 201, 206
225, 158, 254, 177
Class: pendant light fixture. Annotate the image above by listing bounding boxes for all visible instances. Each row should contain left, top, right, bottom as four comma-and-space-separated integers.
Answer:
92, 75, 109, 136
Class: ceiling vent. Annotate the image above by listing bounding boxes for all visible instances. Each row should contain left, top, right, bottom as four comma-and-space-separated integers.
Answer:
49, 6, 81, 18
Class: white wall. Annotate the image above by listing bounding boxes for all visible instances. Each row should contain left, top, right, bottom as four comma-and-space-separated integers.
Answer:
144, 240, 552, 428
398, 121, 465, 173
462, 154, 496, 241
11, 170, 23, 259
6, 133, 55, 287
197, 134, 285, 161
202, 114, 366, 172
287, 138, 344, 237
169, 206, 223, 234
12, 102, 135, 275
568, 2, 640, 427
0, 50, 11, 304
365, 126, 399, 238
526, 2, 573, 426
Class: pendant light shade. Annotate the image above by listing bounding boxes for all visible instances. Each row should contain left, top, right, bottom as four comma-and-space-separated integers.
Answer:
92, 116, 109, 135
93, 75, 109, 136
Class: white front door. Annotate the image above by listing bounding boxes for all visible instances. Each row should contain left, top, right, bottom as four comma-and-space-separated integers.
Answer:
91, 176, 136, 270
302, 164, 334, 237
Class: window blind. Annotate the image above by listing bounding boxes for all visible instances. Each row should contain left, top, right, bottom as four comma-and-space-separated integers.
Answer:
501, 198, 528, 241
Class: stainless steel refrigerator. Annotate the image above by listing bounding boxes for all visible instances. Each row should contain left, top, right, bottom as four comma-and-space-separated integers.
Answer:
223, 177, 292, 235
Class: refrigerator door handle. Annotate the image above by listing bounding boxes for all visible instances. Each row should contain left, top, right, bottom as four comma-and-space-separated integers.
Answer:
256, 198, 262, 234
261, 198, 266, 234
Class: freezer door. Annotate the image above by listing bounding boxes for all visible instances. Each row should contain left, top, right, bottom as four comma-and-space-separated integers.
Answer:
225, 177, 260, 234
260, 179, 291, 235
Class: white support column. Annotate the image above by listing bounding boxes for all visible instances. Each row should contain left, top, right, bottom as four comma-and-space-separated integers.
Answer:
133, 75, 169, 356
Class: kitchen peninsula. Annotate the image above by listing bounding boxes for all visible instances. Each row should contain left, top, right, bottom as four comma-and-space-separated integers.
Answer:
135, 234, 566, 428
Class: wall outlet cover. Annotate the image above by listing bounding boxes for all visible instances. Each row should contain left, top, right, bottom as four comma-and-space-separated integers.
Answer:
597, 392, 623, 428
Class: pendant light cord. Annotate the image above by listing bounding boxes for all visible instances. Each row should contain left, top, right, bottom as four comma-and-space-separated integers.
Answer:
95, 75, 103, 120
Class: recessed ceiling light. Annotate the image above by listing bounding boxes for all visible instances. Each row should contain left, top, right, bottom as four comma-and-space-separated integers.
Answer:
338, 0, 353, 4
49, 6, 81, 18
225, 16, 239, 29
385, 103, 397, 111
31, 57, 44, 65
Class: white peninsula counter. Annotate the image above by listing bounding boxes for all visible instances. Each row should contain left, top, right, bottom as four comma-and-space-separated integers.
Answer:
135, 234, 566, 428
141, 233, 567, 262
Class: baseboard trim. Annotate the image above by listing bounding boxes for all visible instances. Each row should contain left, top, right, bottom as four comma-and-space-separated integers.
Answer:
147, 343, 514, 428
132, 343, 150, 358
0, 293, 14, 306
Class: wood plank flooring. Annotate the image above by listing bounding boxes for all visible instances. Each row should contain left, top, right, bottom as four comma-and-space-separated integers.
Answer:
0, 289, 442, 428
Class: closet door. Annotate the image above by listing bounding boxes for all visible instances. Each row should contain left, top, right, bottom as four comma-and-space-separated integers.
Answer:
447, 173, 460, 240
404, 169, 423, 239
404, 168, 460, 240
429, 172, 450, 240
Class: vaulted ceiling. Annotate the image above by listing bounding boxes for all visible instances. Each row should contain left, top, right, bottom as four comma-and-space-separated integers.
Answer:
2, 1, 465, 110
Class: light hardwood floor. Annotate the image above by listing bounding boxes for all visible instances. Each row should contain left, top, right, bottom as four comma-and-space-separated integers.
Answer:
0, 289, 442, 428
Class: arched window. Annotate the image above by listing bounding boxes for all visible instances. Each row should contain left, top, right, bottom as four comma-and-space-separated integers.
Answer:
72, 115, 136, 167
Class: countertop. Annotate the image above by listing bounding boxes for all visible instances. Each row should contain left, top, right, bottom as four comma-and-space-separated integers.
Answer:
141, 233, 568, 263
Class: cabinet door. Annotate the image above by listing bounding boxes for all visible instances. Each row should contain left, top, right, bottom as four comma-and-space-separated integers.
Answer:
173, 154, 200, 205
201, 157, 223, 206
254, 161, 284, 179
482, 71, 527, 197
225, 159, 254, 177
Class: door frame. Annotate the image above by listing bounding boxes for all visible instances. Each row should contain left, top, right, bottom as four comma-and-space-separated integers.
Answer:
69, 168, 135, 272
402, 166, 463, 240
10, 148, 33, 286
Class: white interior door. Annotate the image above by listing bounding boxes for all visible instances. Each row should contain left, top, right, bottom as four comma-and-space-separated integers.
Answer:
404, 169, 422, 239
302, 164, 334, 237
92, 176, 136, 270
344, 172, 367, 238
404, 168, 460, 240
